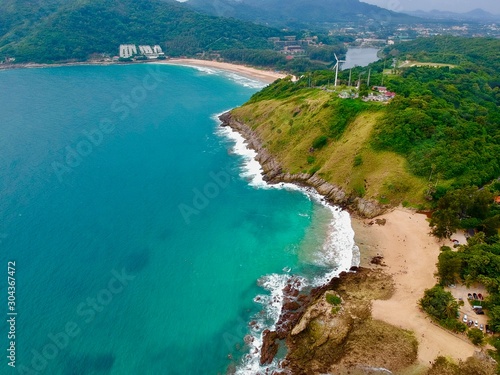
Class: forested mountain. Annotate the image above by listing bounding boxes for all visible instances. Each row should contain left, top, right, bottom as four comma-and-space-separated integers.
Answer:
0, 0, 282, 62
186, 0, 418, 28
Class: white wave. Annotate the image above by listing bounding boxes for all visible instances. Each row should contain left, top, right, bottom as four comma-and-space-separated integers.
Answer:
223, 72, 267, 89
213, 112, 360, 374
236, 273, 306, 375
190, 65, 218, 75
214, 118, 268, 188
306, 201, 359, 287
179, 64, 266, 88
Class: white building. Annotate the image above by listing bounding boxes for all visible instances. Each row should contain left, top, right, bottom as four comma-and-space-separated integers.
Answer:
138, 45, 154, 55
153, 45, 163, 54
119, 44, 137, 58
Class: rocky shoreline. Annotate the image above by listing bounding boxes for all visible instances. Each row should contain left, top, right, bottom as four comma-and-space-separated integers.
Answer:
218, 111, 412, 373
253, 266, 421, 374
218, 112, 386, 219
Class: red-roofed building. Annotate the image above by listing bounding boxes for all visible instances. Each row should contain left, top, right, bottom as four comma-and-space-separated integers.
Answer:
372, 86, 387, 93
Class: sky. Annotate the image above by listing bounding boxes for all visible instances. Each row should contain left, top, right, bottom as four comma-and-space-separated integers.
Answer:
361, 0, 500, 14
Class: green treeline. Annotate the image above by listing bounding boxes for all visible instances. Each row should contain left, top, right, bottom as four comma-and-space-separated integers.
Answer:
372, 65, 500, 188
429, 185, 500, 240
0, 0, 281, 62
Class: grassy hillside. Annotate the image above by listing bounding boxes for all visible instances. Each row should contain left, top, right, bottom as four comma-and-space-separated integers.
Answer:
230, 37, 500, 209
231, 87, 428, 207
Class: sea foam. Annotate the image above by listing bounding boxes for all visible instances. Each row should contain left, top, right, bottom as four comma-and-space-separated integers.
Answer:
186, 65, 267, 89
214, 112, 360, 374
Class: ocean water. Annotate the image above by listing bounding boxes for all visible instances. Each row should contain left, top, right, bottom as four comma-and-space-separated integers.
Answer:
0, 64, 358, 375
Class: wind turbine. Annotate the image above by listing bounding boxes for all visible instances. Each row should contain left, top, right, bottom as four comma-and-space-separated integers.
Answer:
333, 53, 345, 87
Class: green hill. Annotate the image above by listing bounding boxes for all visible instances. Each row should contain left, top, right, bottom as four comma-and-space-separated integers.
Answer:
227, 37, 500, 210
0, 0, 282, 63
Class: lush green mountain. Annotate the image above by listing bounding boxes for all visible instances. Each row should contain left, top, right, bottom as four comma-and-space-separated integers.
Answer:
186, 0, 418, 28
0, 0, 283, 62
226, 36, 500, 208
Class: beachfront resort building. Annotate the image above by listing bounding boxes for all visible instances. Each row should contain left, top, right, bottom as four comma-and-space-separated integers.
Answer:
119, 44, 165, 59
138, 45, 154, 55
119, 44, 137, 58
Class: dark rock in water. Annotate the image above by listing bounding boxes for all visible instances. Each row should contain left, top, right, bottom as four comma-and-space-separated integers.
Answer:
244, 334, 254, 344
260, 329, 279, 365
276, 311, 301, 339
282, 282, 300, 297
283, 301, 300, 311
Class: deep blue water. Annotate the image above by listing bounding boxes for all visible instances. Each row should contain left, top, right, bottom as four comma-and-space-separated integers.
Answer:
0, 64, 353, 375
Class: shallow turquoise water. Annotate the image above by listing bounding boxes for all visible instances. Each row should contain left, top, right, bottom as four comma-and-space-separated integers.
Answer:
0, 64, 349, 374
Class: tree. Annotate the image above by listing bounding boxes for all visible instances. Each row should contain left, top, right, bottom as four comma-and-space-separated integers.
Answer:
466, 328, 484, 346
487, 306, 500, 333
419, 286, 459, 321
430, 208, 460, 239
437, 250, 462, 285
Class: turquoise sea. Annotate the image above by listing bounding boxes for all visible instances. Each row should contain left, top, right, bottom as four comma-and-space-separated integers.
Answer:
0, 64, 357, 374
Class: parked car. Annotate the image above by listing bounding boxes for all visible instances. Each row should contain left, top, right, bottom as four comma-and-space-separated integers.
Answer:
475, 320, 479, 327
480, 324, 484, 330
463, 314, 468, 323
468, 293, 473, 299
478, 293, 483, 300
473, 293, 478, 300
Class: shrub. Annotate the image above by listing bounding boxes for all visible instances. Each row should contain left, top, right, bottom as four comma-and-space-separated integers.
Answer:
326, 293, 342, 306
309, 165, 320, 175
353, 154, 363, 167
312, 135, 328, 149
353, 185, 366, 198
467, 328, 484, 346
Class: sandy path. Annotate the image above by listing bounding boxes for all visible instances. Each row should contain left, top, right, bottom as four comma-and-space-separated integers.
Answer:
154, 58, 288, 83
354, 208, 478, 365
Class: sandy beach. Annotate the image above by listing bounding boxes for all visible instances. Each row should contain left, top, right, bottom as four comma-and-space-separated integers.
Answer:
353, 208, 479, 366
1, 59, 289, 84
155, 58, 288, 84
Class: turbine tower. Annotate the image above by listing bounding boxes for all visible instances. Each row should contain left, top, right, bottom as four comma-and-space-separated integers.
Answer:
333, 53, 345, 87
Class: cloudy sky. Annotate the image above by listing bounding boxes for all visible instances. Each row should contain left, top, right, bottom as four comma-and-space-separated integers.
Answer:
362, 0, 500, 14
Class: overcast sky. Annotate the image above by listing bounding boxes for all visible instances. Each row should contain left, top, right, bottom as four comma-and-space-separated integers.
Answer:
361, 0, 500, 14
